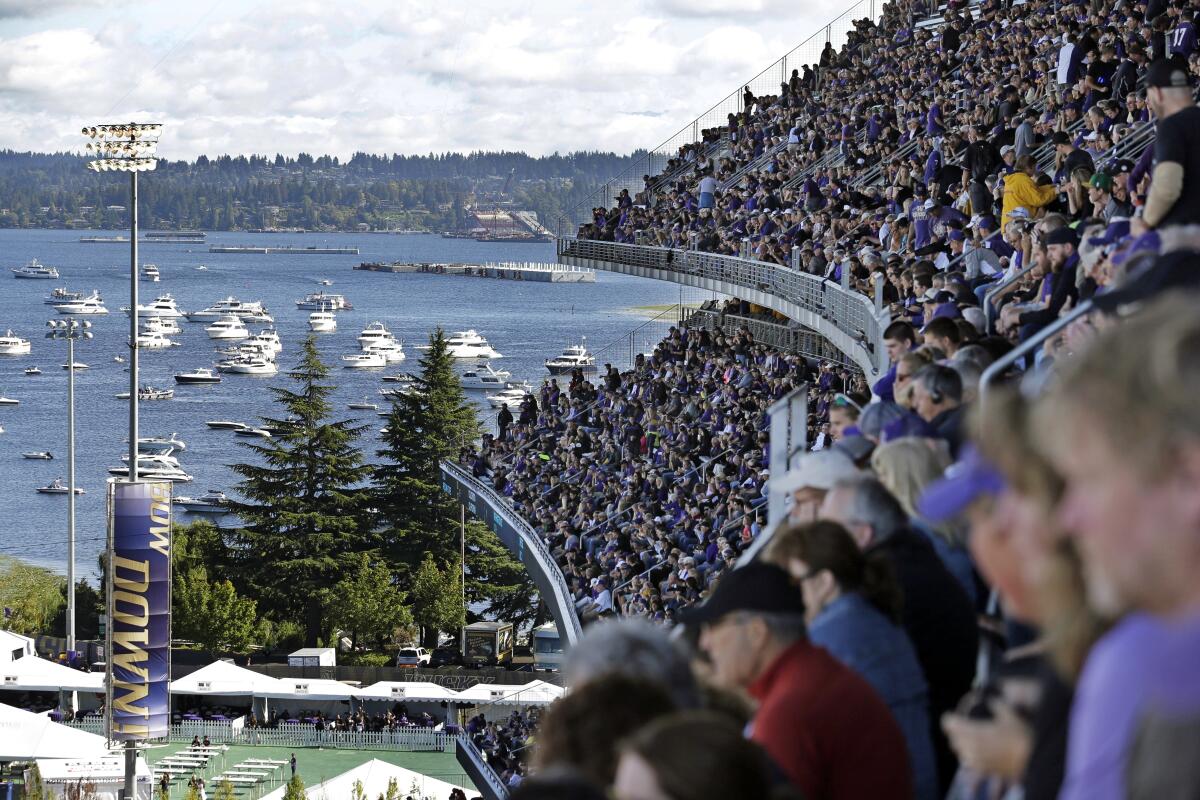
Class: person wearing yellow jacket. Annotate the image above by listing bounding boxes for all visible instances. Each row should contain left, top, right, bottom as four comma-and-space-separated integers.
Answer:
1001, 154, 1059, 228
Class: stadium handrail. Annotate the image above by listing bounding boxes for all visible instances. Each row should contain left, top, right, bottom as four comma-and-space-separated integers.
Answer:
455, 733, 510, 800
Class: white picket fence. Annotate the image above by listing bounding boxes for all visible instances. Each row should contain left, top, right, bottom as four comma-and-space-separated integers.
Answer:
61, 719, 451, 752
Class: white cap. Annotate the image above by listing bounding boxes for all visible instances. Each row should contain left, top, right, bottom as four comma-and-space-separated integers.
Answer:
772, 450, 862, 495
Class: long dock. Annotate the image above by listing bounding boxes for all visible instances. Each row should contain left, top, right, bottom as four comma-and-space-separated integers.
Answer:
209, 245, 360, 254
354, 261, 595, 283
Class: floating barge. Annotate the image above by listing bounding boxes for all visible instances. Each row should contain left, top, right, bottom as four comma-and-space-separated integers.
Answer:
355, 261, 595, 283
209, 245, 360, 254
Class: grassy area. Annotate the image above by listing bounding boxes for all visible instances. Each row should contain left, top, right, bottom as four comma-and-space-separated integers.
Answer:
149, 743, 471, 798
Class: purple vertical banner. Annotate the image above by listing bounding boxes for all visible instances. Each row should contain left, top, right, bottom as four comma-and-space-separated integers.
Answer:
107, 481, 171, 742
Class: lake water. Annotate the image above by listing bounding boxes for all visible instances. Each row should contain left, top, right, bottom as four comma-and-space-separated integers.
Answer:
0, 230, 689, 578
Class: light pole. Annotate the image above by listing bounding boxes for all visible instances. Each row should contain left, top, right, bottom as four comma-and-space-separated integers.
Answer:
81, 124, 161, 480
82, 122, 161, 800
45, 319, 92, 656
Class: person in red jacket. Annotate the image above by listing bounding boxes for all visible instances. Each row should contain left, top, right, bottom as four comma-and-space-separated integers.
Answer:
686, 562, 914, 799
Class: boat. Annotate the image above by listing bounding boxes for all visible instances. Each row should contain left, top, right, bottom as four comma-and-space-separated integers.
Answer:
60, 362, 89, 370
12, 259, 59, 279
0, 395, 18, 405
22, 451, 52, 460
0, 331, 32, 356
195, 265, 208, 271
348, 397, 379, 410
205, 315, 249, 340
486, 383, 535, 410
234, 427, 272, 439
245, 329, 282, 356
460, 363, 512, 390
174, 490, 229, 514
545, 339, 598, 374
382, 373, 416, 384
378, 387, 411, 399
357, 322, 393, 349
124, 294, 184, 318
363, 339, 406, 363
185, 296, 268, 322
216, 357, 277, 376
141, 316, 182, 335
23, 366, 41, 376
342, 352, 387, 369
115, 387, 174, 400
53, 291, 108, 315
308, 311, 336, 332
442, 330, 503, 359
319, 279, 332, 286
36, 479, 84, 495
174, 368, 221, 385
107, 464, 192, 482
45, 287, 84, 305
140, 264, 160, 282
135, 331, 178, 350
296, 291, 352, 310
120, 452, 181, 469
206, 420, 248, 430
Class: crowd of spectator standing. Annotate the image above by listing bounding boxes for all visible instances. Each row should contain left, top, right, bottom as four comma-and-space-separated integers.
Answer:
457, 0, 1200, 797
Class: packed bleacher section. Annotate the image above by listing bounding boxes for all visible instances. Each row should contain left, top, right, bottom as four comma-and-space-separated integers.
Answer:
466, 709, 539, 791
483, 0, 1200, 798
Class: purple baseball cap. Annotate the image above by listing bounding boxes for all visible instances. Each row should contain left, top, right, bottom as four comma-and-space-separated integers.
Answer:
918, 445, 1007, 522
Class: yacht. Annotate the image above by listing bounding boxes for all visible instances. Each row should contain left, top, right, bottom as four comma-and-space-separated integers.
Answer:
120, 452, 181, 469
137, 433, 186, 454
36, 479, 84, 495
296, 291, 352, 310
60, 362, 89, 370
444, 330, 503, 359
124, 294, 184, 318
114, 386, 174, 400
174, 368, 222, 385
22, 451, 53, 460
12, 259, 59, 279
545, 340, 598, 374
245, 329, 282, 356
141, 316, 182, 335
205, 315, 249, 340
342, 351, 387, 369
206, 420, 248, 431
460, 363, 512, 390
0, 395, 18, 406
308, 311, 337, 332
107, 463, 192, 482
45, 287, 84, 305
135, 331, 178, 350
234, 427, 273, 439
216, 357, 277, 376
23, 366, 41, 376
53, 291, 107, 315
140, 264, 160, 282
382, 373, 416, 385
186, 296, 268, 322
357, 322, 393, 350
348, 397, 379, 410
174, 490, 229, 514
364, 339, 406, 364
0, 331, 32, 356
487, 383, 535, 410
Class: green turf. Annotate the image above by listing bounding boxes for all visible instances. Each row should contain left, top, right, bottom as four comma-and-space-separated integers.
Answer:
148, 742, 473, 798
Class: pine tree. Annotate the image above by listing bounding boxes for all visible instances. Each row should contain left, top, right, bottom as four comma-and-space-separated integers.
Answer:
226, 336, 372, 645
374, 328, 537, 625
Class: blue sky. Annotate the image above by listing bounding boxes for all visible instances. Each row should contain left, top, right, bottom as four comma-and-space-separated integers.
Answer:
0, 0, 832, 159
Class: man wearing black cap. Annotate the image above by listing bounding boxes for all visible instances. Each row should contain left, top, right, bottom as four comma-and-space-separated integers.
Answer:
1131, 57, 1200, 234
1000, 226, 1080, 340
688, 562, 914, 799
1052, 131, 1095, 183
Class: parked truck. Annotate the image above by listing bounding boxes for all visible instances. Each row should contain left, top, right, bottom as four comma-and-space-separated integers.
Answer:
461, 621, 515, 667
531, 623, 564, 672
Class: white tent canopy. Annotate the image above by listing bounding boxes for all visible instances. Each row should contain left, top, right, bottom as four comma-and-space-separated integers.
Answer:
35, 756, 153, 800
354, 682, 459, 703
454, 680, 564, 707
0, 702, 110, 760
260, 678, 355, 702
0, 657, 105, 693
169, 660, 284, 697
0, 631, 35, 664
258, 758, 466, 800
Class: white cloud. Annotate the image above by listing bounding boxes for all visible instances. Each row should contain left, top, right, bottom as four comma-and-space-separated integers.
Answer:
0, 0, 830, 158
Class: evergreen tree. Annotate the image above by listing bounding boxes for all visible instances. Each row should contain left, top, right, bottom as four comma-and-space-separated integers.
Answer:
408, 554, 465, 647
282, 776, 305, 800
226, 336, 371, 645
374, 329, 537, 622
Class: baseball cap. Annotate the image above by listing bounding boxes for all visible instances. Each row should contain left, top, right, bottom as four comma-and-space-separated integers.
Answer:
1087, 218, 1130, 247
678, 563, 805, 626
1000, 144, 1013, 156
1089, 172, 1113, 191
1051, 131, 1072, 146
1045, 226, 1079, 246
859, 402, 908, 439
1146, 57, 1192, 88
918, 445, 1007, 522
948, 229, 966, 242
772, 449, 861, 494
1008, 207, 1030, 221
833, 434, 875, 464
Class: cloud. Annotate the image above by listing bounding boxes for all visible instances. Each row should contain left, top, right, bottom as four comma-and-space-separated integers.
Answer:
0, 0, 101, 19
650, 0, 794, 18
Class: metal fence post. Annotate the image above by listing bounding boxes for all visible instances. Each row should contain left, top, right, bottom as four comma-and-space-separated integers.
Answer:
874, 278, 885, 314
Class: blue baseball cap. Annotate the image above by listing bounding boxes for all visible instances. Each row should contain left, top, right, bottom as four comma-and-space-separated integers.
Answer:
918, 445, 1007, 522
947, 229, 966, 242
1087, 218, 1130, 248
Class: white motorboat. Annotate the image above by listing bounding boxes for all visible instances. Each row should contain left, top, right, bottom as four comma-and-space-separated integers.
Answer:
460, 363, 512, 390
44, 287, 84, 305
23, 366, 41, 376
348, 397, 379, 410
486, 382, 535, 409
444, 330, 503, 359
185, 296, 268, 322
107, 464, 192, 482
205, 315, 249, 340
382, 373, 416, 384
175, 490, 229, 514
174, 368, 221, 385
364, 339, 406, 364
318, 279, 332, 286
216, 357, 277, 375
22, 451, 53, 460
0, 331, 32, 356
137, 433, 186, 455
12, 259, 59, 279
206, 420, 248, 430
378, 387, 410, 399
141, 316, 182, 335
140, 263, 160, 282
124, 294, 184, 318
37, 479, 84, 495
342, 352, 387, 369
115, 386, 174, 401
135, 331, 178, 350
60, 362, 89, 370
545, 339, 598, 374
113, 355, 125, 363
296, 291, 352, 310
0, 395, 18, 406
54, 291, 107, 315
357, 322, 393, 350
234, 427, 272, 439
120, 452, 181, 469
245, 329, 282, 356
308, 311, 337, 332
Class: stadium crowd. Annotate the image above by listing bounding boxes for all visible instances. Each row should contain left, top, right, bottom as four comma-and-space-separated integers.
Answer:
458, 0, 1200, 797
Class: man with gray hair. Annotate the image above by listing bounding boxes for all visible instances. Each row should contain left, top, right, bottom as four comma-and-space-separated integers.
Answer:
820, 476, 977, 791
563, 617, 699, 710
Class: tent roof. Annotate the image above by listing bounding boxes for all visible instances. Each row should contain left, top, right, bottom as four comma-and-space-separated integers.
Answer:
0, 702, 110, 760
258, 758, 465, 800
0, 657, 105, 693
453, 680, 564, 707
354, 681, 458, 702
169, 661, 284, 697
260, 678, 355, 701
0, 631, 35, 662
35, 756, 152, 783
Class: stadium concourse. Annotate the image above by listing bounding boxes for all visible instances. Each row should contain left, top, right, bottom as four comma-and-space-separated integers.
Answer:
456, 0, 1200, 797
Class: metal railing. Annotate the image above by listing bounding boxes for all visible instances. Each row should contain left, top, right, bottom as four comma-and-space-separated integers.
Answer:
557, 239, 887, 380
456, 734, 510, 800
682, 307, 862, 372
